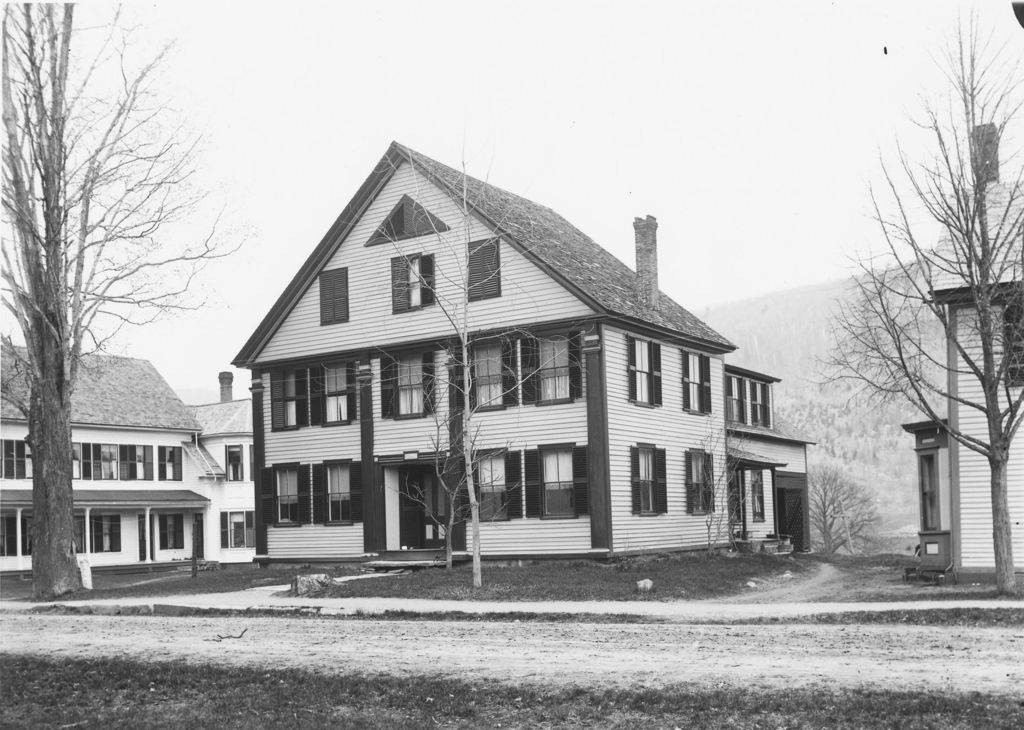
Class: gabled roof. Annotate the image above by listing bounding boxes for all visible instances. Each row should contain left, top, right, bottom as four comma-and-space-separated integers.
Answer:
1, 347, 200, 432
233, 141, 733, 367
193, 399, 252, 436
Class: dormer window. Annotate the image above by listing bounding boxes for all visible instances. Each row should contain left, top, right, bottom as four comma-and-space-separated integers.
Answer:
726, 375, 746, 423
750, 382, 771, 427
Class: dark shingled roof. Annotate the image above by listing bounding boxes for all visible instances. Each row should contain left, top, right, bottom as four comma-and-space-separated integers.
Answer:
0, 489, 209, 507
1, 348, 200, 432
233, 141, 732, 366
395, 143, 733, 349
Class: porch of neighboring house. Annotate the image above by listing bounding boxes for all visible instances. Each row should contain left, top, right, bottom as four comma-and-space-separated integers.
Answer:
0, 489, 210, 574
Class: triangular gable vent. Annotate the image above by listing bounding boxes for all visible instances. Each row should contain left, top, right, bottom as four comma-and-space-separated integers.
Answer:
366, 194, 450, 246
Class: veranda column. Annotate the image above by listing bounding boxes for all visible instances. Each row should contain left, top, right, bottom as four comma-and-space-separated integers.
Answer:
144, 507, 152, 563
14, 507, 23, 570
83, 507, 91, 556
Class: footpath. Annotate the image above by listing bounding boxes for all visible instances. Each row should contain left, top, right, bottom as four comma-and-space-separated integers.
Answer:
2, 583, 1022, 621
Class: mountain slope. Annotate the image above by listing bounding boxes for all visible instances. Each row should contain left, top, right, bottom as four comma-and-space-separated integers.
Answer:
701, 279, 920, 530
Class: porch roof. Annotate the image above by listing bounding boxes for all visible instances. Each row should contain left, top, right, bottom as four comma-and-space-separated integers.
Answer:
727, 445, 788, 469
0, 489, 209, 509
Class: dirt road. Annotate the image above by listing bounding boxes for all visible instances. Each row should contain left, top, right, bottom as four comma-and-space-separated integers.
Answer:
3, 612, 1022, 695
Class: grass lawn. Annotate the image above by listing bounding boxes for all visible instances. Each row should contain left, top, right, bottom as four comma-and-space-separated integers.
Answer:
2, 655, 1021, 729
318, 551, 810, 601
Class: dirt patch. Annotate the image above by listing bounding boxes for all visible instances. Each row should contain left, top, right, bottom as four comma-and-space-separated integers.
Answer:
3, 612, 1022, 696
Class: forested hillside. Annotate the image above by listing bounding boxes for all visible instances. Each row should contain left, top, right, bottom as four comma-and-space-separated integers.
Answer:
701, 279, 922, 530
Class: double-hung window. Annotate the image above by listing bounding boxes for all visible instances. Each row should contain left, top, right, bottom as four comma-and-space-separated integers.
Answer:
324, 364, 351, 423
627, 337, 661, 406
682, 351, 712, 414
271, 369, 309, 430
686, 450, 715, 514
539, 338, 570, 401
118, 445, 153, 480
750, 471, 765, 521
1, 440, 31, 479
474, 344, 503, 407
226, 445, 244, 481
478, 456, 507, 520
100, 444, 118, 480
158, 446, 182, 481
398, 357, 424, 416
1004, 296, 1024, 386
726, 376, 746, 423
158, 513, 185, 550
750, 382, 771, 427
283, 371, 299, 426
391, 253, 435, 313
630, 445, 667, 515
638, 447, 654, 513
90, 514, 121, 553
221, 510, 255, 548
542, 448, 574, 517
276, 467, 299, 523
326, 463, 351, 522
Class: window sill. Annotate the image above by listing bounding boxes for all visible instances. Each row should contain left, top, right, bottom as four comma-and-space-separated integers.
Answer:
321, 419, 355, 428
272, 522, 303, 528
392, 303, 435, 315
325, 520, 355, 527
752, 517, 766, 523
539, 514, 578, 520
534, 397, 575, 407
634, 511, 665, 517
393, 412, 427, 421
629, 400, 659, 409
271, 426, 301, 433
319, 318, 350, 326
474, 404, 506, 413
682, 408, 710, 417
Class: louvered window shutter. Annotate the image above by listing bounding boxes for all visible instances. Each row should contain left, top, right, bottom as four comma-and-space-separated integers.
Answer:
391, 257, 409, 313
685, 452, 695, 514
270, 372, 285, 430
422, 351, 436, 415
419, 255, 435, 306
520, 338, 539, 404
143, 446, 153, 480
654, 448, 668, 514
449, 359, 465, 414
220, 512, 229, 549
523, 450, 541, 517
297, 465, 312, 524
738, 379, 747, 424
630, 446, 641, 514
319, 268, 349, 325
505, 451, 522, 519
626, 336, 637, 401
501, 339, 518, 406
705, 454, 715, 513
261, 467, 276, 524
468, 239, 501, 301
380, 358, 397, 418
467, 351, 477, 412
350, 462, 363, 522
309, 366, 324, 426
568, 331, 582, 399
763, 384, 771, 427
700, 356, 712, 414
295, 370, 309, 427
347, 363, 358, 421
172, 447, 182, 480
311, 464, 325, 524
119, 445, 131, 480
572, 445, 588, 516
681, 350, 691, 411
651, 342, 662, 406
158, 514, 168, 549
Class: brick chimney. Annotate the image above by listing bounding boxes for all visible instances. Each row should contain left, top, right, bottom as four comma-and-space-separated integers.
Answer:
633, 215, 659, 305
218, 371, 233, 403
972, 123, 999, 185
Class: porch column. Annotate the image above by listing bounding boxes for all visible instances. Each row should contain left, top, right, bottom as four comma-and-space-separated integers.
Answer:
14, 507, 23, 570
83, 507, 91, 556
144, 507, 152, 563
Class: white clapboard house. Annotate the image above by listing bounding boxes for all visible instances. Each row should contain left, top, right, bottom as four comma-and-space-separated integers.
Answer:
232, 141, 811, 563
1, 355, 255, 573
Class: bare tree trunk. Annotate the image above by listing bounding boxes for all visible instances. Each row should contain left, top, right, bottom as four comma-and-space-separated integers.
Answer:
989, 456, 1016, 595
29, 347, 80, 599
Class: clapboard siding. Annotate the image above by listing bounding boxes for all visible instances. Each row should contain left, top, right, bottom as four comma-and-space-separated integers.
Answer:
262, 373, 362, 464
267, 523, 364, 558
257, 162, 594, 364
739, 437, 806, 473
603, 325, 728, 552
477, 517, 593, 554
953, 307, 1024, 568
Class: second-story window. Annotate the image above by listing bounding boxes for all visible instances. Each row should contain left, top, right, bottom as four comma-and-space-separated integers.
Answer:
540, 338, 570, 401
1, 440, 31, 480
682, 351, 712, 414
473, 344, 503, 407
226, 445, 244, 481
750, 382, 771, 427
158, 446, 182, 481
627, 337, 662, 406
726, 375, 747, 423
324, 364, 353, 423
381, 352, 434, 418
271, 369, 309, 430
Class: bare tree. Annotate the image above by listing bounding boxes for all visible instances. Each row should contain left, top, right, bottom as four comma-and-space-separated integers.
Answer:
2, 5, 232, 599
828, 20, 1024, 594
808, 463, 878, 555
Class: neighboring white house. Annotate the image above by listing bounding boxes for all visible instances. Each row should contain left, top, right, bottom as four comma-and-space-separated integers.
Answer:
231, 141, 812, 563
0, 354, 255, 573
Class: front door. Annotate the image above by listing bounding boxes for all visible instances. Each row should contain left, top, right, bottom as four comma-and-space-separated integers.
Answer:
398, 466, 448, 550
193, 513, 204, 559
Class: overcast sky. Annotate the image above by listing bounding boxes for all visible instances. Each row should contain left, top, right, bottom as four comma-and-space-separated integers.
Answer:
64, 1, 1022, 403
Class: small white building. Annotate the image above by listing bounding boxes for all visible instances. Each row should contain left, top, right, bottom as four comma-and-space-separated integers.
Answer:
1, 354, 255, 573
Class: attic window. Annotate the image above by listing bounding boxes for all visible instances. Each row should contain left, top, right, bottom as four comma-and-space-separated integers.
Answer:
366, 195, 449, 246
